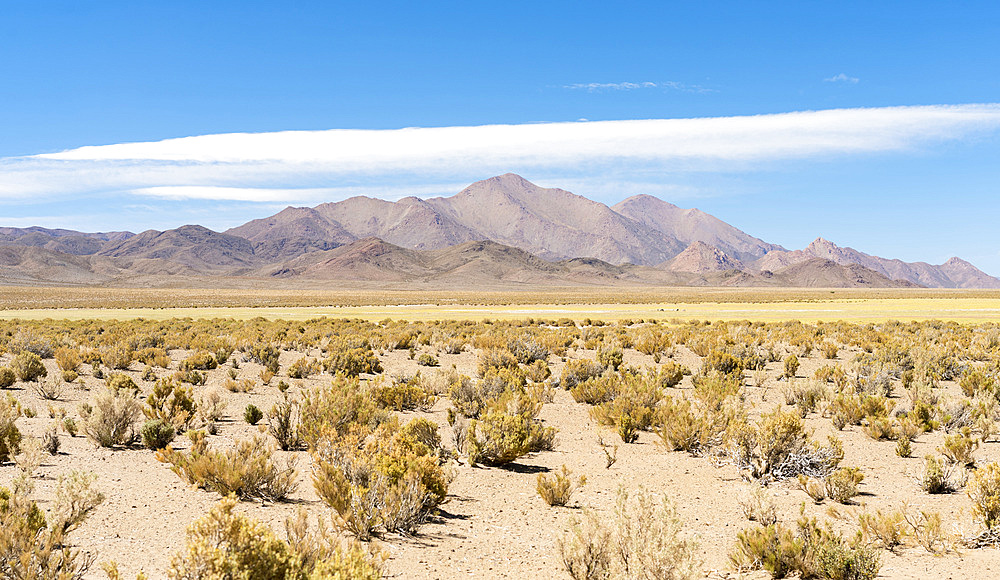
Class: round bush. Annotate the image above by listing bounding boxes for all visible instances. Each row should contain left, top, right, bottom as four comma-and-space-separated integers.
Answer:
141, 419, 176, 450
244, 404, 264, 425
0, 367, 16, 388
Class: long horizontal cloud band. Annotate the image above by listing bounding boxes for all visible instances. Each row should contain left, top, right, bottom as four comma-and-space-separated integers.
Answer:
2, 104, 999, 201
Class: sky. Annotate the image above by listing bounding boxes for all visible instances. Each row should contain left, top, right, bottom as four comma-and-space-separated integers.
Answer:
1, 1, 999, 273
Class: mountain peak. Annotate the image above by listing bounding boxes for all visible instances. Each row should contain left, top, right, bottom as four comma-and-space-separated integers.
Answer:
664, 241, 743, 273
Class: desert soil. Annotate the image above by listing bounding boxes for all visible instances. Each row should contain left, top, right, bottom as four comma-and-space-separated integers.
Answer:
2, 341, 999, 579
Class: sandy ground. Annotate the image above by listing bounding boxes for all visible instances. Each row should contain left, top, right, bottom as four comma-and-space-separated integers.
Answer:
2, 343, 999, 578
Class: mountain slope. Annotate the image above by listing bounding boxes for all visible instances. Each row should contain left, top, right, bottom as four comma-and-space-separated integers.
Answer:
98, 225, 260, 272
612, 195, 783, 262
664, 241, 744, 273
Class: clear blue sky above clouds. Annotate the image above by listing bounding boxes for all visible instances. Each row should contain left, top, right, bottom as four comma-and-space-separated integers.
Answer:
1, 1, 998, 273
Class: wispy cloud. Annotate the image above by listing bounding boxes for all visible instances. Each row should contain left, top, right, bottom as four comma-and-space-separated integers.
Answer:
563, 81, 714, 93
0, 104, 997, 205
824, 73, 859, 84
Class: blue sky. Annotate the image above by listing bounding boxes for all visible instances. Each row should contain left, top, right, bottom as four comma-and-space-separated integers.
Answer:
1, 1, 999, 273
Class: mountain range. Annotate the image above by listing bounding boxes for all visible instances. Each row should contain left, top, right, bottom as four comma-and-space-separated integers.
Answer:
0, 173, 995, 288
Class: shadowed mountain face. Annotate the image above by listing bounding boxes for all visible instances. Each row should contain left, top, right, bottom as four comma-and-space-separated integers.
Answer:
0, 174, 996, 288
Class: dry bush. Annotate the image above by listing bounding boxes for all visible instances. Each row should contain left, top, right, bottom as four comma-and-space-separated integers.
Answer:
82, 386, 142, 448
167, 497, 383, 579
144, 377, 197, 430
782, 379, 826, 416
11, 350, 47, 382
180, 351, 218, 371
54, 347, 81, 372
920, 455, 966, 494
859, 507, 906, 551
824, 467, 864, 504
0, 367, 15, 388
300, 377, 385, 450
558, 510, 612, 580
465, 390, 555, 466
312, 418, 449, 539
738, 483, 777, 525
370, 374, 437, 411
939, 427, 979, 467
537, 465, 586, 507
729, 407, 843, 481
560, 358, 605, 390
731, 514, 880, 580
0, 475, 101, 579
557, 487, 699, 580
269, 395, 302, 451
287, 356, 320, 379
0, 396, 23, 463
195, 387, 227, 426
968, 462, 1000, 531
323, 346, 383, 377
158, 435, 298, 501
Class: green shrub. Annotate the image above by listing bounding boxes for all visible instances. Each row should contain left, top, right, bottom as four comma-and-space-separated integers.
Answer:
920, 455, 965, 494
416, 353, 439, 367
299, 378, 385, 450
370, 375, 436, 411
11, 351, 47, 382
141, 419, 176, 450
287, 356, 319, 379
105, 373, 139, 394
244, 404, 264, 425
465, 391, 554, 466
784, 354, 800, 378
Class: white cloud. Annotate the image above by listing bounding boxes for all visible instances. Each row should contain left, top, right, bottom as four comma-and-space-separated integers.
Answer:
0, 104, 997, 203
562, 81, 714, 93
824, 73, 860, 84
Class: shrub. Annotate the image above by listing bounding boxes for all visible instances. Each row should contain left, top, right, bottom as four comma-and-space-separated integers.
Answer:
738, 483, 777, 525
62, 369, 79, 383
167, 497, 383, 580
416, 353, 439, 367
729, 407, 842, 480
180, 351, 218, 371
730, 515, 880, 580
968, 462, 1000, 530
920, 455, 965, 494
0, 367, 14, 388
537, 465, 586, 507
370, 375, 436, 411
105, 372, 139, 393
655, 361, 686, 388
269, 395, 302, 451
597, 347, 623, 371
466, 391, 554, 466
557, 487, 699, 580
323, 347, 383, 377
312, 418, 449, 539
224, 377, 254, 392
784, 354, 800, 378
145, 377, 197, 430
82, 386, 142, 448
102, 345, 135, 370
141, 419, 176, 450
557, 510, 612, 580
32, 379, 64, 401
0, 396, 22, 463
54, 347, 81, 372
859, 507, 906, 551
287, 356, 319, 379
560, 359, 604, 390
158, 436, 298, 501
11, 351, 47, 382
244, 404, 264, 425
825, 467, 864, 504
299, 378, 385, 449
939, 427, 979, 467
0, 474, 102, 579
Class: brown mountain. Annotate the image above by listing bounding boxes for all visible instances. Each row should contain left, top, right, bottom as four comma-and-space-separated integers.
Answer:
612, 195, 783, 262
98, 225, 260, 272
752, 237, 999, 289
663, 241, 744, 273
0, 174, 997, 288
